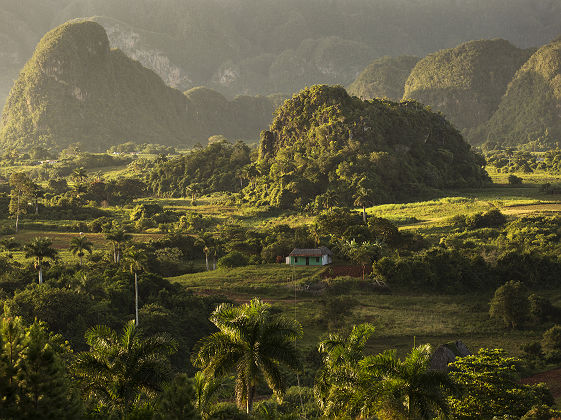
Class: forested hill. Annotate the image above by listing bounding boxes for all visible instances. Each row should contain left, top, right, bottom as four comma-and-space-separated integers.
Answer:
403, 39, 532, 136
0, 20, 278, 152
477, 37, 561, 147
347, 56, 420, 101
245, 85, 488, 209
2, 0, 561, 107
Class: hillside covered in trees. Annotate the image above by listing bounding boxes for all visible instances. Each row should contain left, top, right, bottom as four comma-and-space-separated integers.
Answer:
2, 0, 561, 106
347, 55, 420, 101
477, 37, 561, 147
0, 20, 278, 152
350, 37, 561, 148
244, 85, 488, 209
402, 39, 532, 138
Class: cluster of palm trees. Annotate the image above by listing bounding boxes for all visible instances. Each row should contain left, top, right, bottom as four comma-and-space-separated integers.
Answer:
189, 300, 454, 418
14, 235, 457, 418
315, 324, 455, 419
20, 229, 146, 325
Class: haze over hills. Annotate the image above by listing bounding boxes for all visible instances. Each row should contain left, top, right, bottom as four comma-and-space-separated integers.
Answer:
2, 0, 561, 107
0, 20, 278, 152
477, 38, 561, 147
347, 56, 420, 101
402, 39, 533, 138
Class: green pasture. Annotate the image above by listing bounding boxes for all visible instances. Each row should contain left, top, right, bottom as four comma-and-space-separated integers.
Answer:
170, 264, 548, 356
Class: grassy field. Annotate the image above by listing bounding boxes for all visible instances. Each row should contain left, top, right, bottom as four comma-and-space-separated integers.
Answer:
170, 264, 548, 357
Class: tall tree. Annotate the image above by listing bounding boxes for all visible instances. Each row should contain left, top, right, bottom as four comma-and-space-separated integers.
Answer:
122, 246, 148, 326
315, 323, 376, 417
73, 321, 177, 416
69, 235, 93, 266
8, 172, 33, 233
342, 239, 382, 280
24, 237, 58, 284
192, 299, 302, 414
105, 229, 131, 264
363, 344, 456, 419
72, 167, 88, 184
29, 182, 43, 216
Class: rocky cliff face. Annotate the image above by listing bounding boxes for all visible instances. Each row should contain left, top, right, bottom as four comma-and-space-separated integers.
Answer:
95, 17, 193, 91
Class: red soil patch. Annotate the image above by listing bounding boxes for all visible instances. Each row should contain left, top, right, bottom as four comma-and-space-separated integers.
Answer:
521, 367, 561, 398
321, 265, 371, 279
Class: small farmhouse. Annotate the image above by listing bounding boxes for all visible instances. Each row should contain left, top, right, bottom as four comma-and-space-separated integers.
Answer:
286, 247, 333, 266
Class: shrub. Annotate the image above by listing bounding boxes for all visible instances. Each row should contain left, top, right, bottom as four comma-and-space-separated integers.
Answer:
217, 251, 249, 268
465, 209, 507, 229
489, 280, 529, 328
508, 174, 523, 185
529, 294, 555, 322
318, 296, 359, 328
521, 405, 561, 420
521, 341, 543, 359
542, 325, 561, 352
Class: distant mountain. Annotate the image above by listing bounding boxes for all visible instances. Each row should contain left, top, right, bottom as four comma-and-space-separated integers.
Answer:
477, 38, 561, 147
2, 0, 561, 106
347, 56, 419, 101
247, 85, 488, 209
403, 39, 532, 136
0, 20, 277, 151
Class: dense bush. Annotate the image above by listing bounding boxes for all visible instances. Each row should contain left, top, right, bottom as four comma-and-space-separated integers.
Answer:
489, 280, 529, 329
217, 251, 249, 268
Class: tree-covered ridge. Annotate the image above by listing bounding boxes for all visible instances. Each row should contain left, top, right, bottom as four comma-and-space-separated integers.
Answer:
0, 20, 189, 151
403, 39, 532, 136
347, 55, 419, 101
478, 38, 561, 147
249, 85, 488, 209
0, 20, 278, 152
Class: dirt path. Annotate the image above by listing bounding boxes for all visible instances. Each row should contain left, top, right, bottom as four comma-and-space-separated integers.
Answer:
521, 367, 561, 398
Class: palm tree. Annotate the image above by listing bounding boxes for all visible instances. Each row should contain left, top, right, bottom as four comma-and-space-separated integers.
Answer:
194, 371, 222, 419
323, 189, 338, 212
105, 229, 131, 263
192, 299, 303, 414
72, 167, 88, 184
122, 246, 148, 326
363, 344, 456, 420
315, 323, 376, 417
196, 233, 215, 271
316, 325, 455, 419
353, 186, 374, 223
69, 235, 93, 265
73, 321, 177, 415
24, 237, 58, 284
